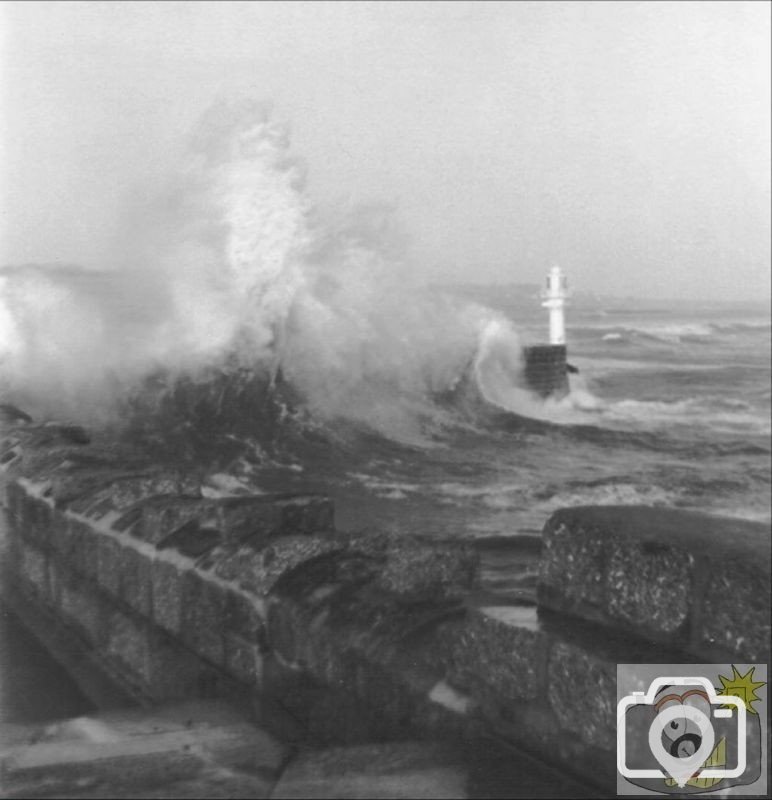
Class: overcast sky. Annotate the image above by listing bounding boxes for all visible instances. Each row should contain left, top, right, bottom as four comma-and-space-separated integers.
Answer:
1, 1, 769, 301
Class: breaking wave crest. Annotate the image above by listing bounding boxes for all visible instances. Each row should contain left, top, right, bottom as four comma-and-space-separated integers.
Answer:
0, 99, 522, 439
2, 98, 767, 451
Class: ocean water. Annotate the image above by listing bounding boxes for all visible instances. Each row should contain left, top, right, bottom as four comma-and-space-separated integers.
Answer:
185, 297, 770, 600
1, 104, 768, 598
7, 292, 768, 601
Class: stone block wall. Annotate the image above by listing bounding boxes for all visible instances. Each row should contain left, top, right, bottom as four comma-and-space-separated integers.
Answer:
539, 505, 771, 663
1, 421, 769, 795
522, 344, 569, 398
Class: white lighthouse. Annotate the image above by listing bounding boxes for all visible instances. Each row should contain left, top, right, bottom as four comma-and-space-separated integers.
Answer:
541, 265, 569, 345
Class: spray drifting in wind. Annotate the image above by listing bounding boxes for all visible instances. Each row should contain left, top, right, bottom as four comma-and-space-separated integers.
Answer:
0, 98, 524, 436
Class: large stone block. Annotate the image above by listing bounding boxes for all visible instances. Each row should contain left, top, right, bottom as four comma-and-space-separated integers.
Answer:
83, 471, 201, 514
266, 596, 309, 668
210, 535, 346, 596
606, 537, 693, 634
44, 555, 69, 610
60, 577, 106, 646
106, 608, 150, 684
546, 639, 617, 752
138, 497, 215, 546
699, 558, 771, 662
96, 535, 127, 598
112, 505, 145, 535
271, 741, 470, 799
58, 517, 100, 578
538, 506, 771, 661
19, 544, 48, 598
539, 518, 607, 613
92, 534, 151, 617
223, 632, 264, 687
121, 544, 154, 619
151, 557, 185, 636
215, 495, 334, 545
439, 605, 624, 793
223, 587, 265, 640
375, 540, 479, 604
157, 519, 224, 559
445, 605, 548, 704
143, 629, 211, 701
436, 604, 577, 761
260, 530, 479, 607
3, 481, 25, 524
17, 445, 80, 480
2, 531, 22, 576
50, 468, 150, 510
138, 494, 334, 551
20, 494, 55, 550
180, 569, 227, 666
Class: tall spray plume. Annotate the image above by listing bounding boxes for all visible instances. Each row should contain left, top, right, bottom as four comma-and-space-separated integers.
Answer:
0, 99, 524, 437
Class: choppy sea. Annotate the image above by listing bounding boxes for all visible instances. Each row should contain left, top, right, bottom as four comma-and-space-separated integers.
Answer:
1, 294, 769, 722
189, 296, 768, 597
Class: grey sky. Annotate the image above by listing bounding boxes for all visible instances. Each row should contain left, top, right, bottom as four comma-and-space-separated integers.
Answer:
1, 1, 769, 301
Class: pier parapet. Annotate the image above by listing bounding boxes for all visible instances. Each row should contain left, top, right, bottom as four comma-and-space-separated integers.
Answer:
1, 418, 769, 795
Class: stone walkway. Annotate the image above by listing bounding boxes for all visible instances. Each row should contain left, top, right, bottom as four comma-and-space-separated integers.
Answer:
0, 700, 594, 799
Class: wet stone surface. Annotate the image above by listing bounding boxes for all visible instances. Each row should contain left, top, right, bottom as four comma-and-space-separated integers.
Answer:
700, 558, 772, 663
0, 700, 288, 800
445, 605, 547, 703
373, 540, 479, 604
546, 640, 616, 753
539, 505, 771, 660
3, 414, 767, 798
136, 495, 334, 550
206, 536, 347, 596
75, 472, 201, 514
271, 740, 469, 799
606, 537, 693, 633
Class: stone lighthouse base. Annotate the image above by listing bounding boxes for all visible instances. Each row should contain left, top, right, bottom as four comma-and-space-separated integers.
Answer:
522, 344, 569, 399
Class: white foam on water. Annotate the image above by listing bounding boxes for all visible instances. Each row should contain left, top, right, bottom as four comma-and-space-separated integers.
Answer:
593, 321, 716, 341
533, 482, 680, 514
347, 472, 422, 498
600, 396, 771, 436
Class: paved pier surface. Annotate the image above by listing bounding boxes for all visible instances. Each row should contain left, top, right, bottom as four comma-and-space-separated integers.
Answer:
1, 700, 594, 799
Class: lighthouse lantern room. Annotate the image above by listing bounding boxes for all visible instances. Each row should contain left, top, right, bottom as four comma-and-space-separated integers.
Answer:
541, 265, 569, 345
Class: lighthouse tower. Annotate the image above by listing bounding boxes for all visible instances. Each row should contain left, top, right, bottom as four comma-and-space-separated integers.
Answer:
541, 265, 569, 345
521, 266, 571, 398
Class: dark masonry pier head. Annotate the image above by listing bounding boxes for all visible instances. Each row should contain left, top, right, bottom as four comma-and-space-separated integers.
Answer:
0, 413, 769, 798
522, 343, 569, 399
